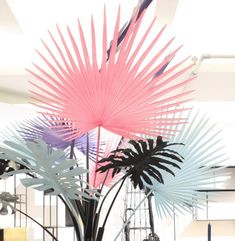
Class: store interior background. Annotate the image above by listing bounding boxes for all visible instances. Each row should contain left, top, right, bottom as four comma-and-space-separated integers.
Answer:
1, 0, 235, 240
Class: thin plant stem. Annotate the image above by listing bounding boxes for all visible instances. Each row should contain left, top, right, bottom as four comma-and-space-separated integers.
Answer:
97, 175, 127, 216
85, 126, 101, 240
84, 132, 90, 239
59, 195, 81, 241
93, 126, 101, 187
99, 136, 124, 193
99, 170, 109, 194
113, 190, 152, 241
67, 142, 84, 241
96, 177, 127, 241
25, 172, 82, 240
95, 136, 125, 237
102, 177, 126, 228
69, 140, 86, 225
69, 139, 75, 159
62, 193, 84, 241
24, 172, 82, 239
93, 171, 119, 240
86, 132, 90, 186
16, 208, 58, 241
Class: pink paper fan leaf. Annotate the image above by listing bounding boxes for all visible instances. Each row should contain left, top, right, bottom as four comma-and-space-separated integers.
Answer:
28, 7, 194, 141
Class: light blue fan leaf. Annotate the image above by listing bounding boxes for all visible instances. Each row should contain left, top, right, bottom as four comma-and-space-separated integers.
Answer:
0, 138, 99, 201
143, 109, 230, 218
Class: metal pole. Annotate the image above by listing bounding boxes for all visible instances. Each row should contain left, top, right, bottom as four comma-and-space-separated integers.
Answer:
43, 193, 45, 241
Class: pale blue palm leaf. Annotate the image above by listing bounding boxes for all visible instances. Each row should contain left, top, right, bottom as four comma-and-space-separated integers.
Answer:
144, 109, 229, 218
0, 138, 99, 200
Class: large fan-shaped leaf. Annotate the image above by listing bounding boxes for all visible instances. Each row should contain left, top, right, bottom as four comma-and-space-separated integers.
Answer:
0, 138, 98, 200
143, 109, 229, 217
28, 6, 194, 141
18, 115, 99, 158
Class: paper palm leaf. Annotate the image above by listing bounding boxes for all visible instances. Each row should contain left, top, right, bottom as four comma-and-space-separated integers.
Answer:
28, 6, 194, 140
97, 137, 184, 190
143, 109, 229, 218
0, 138, 98, 200
18, 115, 100, 160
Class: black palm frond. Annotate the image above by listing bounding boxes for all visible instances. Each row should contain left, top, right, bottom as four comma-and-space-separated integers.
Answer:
97, 136, 184, 190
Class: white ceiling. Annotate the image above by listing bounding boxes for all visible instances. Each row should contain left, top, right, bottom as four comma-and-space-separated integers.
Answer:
0, 0, 235, 103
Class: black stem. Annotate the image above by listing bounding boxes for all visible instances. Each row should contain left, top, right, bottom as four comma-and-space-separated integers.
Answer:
84, 133, 90, 238
99, 137, 124, 193
85, 199, 98, 241
93, 176, 124, 239
16, 208, 59, 241
96, 176, 127, 241
69, 140, 75, 159
86, 133, 90, 186
24, 172, 81, 240
147, 192, 155, 235
106, 0, 154, 59
102, 177, 126, 227
59, 195, 81, 241
72, 151, 86, 220
24, 168, 83, 240
96, 175, 126, 217
99, 170, 109, 194
68, 141, 85, 239
84, 132, 99, 241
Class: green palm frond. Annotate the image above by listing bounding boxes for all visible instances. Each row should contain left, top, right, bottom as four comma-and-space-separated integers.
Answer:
97, 137, 184, 190
0, 138, 99, 200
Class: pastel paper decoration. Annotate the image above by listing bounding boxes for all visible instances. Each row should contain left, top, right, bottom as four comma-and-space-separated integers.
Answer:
143, 109, 228, 218
28, 7, 194, 141
0, 139, 99, 201
18, 116, 99, 156
97, 137, 184, 190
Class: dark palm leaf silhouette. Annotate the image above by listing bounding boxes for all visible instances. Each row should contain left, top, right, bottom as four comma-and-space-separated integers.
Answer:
97, 137, 184, 190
